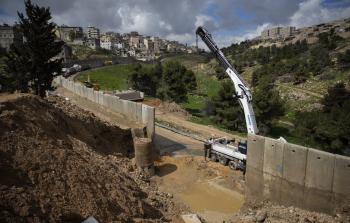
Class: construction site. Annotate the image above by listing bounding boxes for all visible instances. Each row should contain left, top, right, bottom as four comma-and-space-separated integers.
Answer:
0, 71, 349, 222
1, 1, 350, 221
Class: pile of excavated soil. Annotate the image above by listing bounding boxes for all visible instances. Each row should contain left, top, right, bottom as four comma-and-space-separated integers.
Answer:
0, 94, 169, 222
143, 99, 190, 118
230, 201, 349, 223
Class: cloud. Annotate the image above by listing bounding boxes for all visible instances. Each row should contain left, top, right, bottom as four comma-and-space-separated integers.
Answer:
213, 23, 272, 48
0, 0, 349, 47
289, 0, 350, 27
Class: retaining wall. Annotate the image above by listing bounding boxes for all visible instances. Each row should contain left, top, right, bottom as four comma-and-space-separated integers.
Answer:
54, 76, 155, 139
246, 134, 350, 214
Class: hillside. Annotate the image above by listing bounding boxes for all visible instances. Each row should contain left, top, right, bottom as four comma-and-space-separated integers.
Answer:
69, 44, 116, 60
72, 18, 350, 153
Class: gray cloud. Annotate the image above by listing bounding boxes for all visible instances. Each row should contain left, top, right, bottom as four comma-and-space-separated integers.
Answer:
0, 0, 349, 47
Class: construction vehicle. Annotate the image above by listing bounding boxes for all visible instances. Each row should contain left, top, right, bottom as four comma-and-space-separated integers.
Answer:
84, 75, 100, 91
196, 26, 258, 171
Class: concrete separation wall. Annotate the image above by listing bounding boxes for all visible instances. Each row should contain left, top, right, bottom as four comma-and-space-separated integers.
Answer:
246, 134, 350, 214
54, 76, 155, 139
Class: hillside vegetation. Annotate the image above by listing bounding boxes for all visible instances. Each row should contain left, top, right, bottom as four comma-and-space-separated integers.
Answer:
70, 44, 116, 60
217, 27, 350, 154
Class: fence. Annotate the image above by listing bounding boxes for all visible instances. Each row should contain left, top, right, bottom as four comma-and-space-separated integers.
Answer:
54, 76, 155, 139
246, 134, 350, 214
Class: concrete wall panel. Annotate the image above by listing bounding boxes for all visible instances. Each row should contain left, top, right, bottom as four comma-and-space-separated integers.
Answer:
136, 103, 143, 123
283, 143, 308, 185
245, 167, 264, 201
247, 134, 265, 170
121, 100, 128, 117
303, 187, 333, 214
280, 180, 305, 208
263, 138, 284, 177
333, 155, 350, 195
147, 107, 155, 139
305, 148, 335, 191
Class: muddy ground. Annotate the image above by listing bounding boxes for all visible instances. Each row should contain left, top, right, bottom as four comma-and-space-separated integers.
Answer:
154, 155, 245, 223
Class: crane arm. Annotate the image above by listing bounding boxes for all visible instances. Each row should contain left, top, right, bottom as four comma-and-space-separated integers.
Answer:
196, 26, 259, 135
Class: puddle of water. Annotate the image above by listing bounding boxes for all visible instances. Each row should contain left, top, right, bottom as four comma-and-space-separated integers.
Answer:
179, 181, 244, 214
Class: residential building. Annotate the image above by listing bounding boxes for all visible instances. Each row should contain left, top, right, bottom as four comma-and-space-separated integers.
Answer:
130, 35, 142, 48
85, 38, 100, 49
87, 26, 100, 39
55, 26, 83, 42
261, 26, 296, 39
280, 27, 296, 38
130, 31, 139, 37
143, 37, 154, 51
100, 34, 113, 50
151, 36, 160, 53
0, 24, 22, 52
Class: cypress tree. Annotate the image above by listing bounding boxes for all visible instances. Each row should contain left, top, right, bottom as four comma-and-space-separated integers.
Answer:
5, 0, 63, 97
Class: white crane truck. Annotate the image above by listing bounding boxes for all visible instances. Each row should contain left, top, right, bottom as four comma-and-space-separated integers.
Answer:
196, 26, 259, 171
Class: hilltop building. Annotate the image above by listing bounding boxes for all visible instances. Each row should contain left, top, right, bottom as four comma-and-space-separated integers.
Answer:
0, 24, 22, 52
261, 26, 296, 39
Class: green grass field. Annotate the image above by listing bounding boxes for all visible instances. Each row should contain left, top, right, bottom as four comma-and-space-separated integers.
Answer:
74, 54, 222, 127
75, 64, 136, 90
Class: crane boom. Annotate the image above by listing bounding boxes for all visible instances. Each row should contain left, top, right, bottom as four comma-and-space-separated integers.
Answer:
196, 26, 259, 135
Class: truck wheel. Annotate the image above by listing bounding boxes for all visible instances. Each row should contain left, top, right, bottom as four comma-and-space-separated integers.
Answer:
210, 153, 217, 162
228, 160, 238, 170
218, 156, 227, 166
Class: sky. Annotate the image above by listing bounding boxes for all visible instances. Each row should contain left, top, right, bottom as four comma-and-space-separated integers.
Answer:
1, 0, 350, 47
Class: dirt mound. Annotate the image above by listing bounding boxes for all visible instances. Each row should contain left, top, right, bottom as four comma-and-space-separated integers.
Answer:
159, 102, 190, 118
0, 94, 166, 222
230, 201, 348, 223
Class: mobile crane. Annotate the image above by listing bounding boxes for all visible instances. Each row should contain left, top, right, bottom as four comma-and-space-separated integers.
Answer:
196, 26, 258, 170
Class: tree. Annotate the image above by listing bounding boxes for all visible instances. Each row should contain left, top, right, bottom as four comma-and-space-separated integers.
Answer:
4, 0, 63, 97
337, 50, 350, 70
210, 80, 246, 132
252, 76, 285, 134
308, 46, 331, 76
68, 30, 76, 42
128, 62, 161, 96
210, 76, 284, 134
294, 82, 350, 154
157, 60, 196, 102
128, 61, 196, 103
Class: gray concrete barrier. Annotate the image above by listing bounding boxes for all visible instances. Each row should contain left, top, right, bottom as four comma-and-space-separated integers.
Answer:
246, 134, 350, 215
262, 138, 284, 202
54, 76, 155, 139
280, 143, 308, 207
333, 155, 350, 207
246, 134, 265, 200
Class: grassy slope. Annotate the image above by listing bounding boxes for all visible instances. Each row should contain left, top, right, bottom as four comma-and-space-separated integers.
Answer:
75, 64, 135, 90
70, 44, 115, 60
